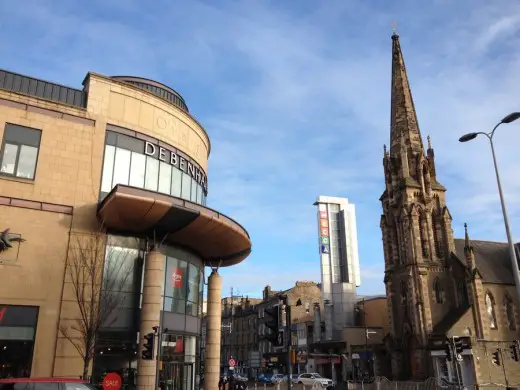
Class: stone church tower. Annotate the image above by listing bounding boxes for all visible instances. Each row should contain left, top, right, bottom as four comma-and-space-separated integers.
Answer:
379, 32, 459, 380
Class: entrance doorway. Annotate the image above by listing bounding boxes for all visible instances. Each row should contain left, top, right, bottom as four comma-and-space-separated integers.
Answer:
160, 362, 195, 390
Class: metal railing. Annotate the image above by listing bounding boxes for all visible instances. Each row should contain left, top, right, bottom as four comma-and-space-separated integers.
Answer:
0, 69, 86, 107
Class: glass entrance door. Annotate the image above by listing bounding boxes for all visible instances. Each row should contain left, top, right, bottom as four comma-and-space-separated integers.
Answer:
160, 362, 195, 390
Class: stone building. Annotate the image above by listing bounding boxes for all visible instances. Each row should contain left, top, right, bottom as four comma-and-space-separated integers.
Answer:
380, 32, 520, 386
0, 69, 251, 390
220, 296, 261, 374
257, 282, 322, 372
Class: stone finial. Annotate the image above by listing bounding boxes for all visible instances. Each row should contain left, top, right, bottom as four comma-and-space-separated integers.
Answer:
427, 135, 432, 150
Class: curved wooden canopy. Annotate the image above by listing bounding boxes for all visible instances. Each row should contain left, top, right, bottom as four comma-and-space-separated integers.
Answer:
97, 185, 251, 267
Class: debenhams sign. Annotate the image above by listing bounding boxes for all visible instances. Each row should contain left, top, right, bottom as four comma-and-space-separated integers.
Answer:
144, 142, 207, 193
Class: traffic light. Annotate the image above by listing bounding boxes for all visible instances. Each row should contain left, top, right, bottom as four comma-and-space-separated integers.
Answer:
142, 332, 155, 360
510, 342, 519, 362
290, 350, 296, 365
491, 350, 500, 366
265, 304, 282, 346
453, 337, 464, 354
444, 342, 452, 362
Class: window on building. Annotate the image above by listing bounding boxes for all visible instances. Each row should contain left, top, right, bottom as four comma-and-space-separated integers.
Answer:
504, 293, 516, 331
0, 124, 41, 180
100, 130, 207, 205
486, 292, 497, 329
400, 281, 408, 305
431, 212, 442, 258
419, 212, 429, 258
458, 279, 469, 306
433, 278, 444, 304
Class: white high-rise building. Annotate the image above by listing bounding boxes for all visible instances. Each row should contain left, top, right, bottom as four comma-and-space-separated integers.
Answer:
313, 196, 361, 338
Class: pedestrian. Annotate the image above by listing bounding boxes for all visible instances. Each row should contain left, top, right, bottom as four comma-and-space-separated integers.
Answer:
218, 377, 224, 390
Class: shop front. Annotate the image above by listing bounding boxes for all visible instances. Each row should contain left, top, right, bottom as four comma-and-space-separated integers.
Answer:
0, 305, 39, 378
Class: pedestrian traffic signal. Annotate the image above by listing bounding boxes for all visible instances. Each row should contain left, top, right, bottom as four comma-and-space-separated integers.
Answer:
491, 350, 500, 366
265, 305, 282, 346
510, 342, 519, 362
453, 337, 464, 354
142, 332, 155, 360
290, 350, 297, 365
444, 342, 452, 362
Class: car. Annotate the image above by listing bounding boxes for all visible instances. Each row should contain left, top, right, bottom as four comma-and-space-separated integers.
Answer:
296, 373, 334, 388
0, 378, 96, 390
270, 374, 285, 384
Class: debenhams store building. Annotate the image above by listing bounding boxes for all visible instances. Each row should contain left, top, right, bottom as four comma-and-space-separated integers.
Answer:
0, 69, 250, 390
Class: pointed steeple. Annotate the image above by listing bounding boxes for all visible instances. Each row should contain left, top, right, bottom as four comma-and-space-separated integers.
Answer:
464, 222, 476, 269
390, 32, 424, 157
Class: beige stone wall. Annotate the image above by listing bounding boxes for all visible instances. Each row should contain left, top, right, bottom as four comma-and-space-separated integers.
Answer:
0, 72, 213, 379
0, 205, 71, 377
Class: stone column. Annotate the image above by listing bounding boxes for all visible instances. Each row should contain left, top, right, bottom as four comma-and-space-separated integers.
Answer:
204, 269, 222, 390
137, 250, 165, 390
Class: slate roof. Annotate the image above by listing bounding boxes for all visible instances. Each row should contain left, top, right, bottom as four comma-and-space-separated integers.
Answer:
453, 239, 520, 285
432, 303, 471, 335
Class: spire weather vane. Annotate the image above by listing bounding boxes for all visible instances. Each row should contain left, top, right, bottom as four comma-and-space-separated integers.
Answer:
392, 21, 398, 35
0, 229, 25, 253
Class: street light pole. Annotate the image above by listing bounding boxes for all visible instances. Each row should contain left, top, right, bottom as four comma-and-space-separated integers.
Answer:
459, 112, 520, 302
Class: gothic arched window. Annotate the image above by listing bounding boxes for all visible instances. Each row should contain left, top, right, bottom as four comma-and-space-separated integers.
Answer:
458, 279, 469, 306
418, 212, 429, 258
400, 281, 408, 305
504, 293, 516, 331
431, 212, 442, 258
486, 292, 497, 329
433, 278, 444, 304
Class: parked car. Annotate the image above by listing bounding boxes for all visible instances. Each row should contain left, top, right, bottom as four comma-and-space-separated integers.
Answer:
270, 374, 285, 384
0, 378, 95, 390
296, 373, 334, 388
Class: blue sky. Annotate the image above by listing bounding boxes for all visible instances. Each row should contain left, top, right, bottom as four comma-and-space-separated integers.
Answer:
2, 0, 520, 298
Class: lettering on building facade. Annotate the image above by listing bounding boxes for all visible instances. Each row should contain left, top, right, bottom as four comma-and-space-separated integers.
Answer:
144, 142, 208, 193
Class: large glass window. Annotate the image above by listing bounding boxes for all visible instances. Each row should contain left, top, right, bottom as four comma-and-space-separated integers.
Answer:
129, 152, 146, 188
186, 264, 200, 317
0, 124, 41, 180
163, 254, 203, 318
165, 257, 189, 314
113, 148, 131, 186
100, 130, 207, 205
144, 156, 159, 191
159, 161, 172, 194
181, 173, 191, 200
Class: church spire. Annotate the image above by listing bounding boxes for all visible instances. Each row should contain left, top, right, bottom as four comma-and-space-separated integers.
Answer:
389, 32, 424, 157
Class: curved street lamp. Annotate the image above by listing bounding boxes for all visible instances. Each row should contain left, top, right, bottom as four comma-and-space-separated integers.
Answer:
459, 112, 520, 301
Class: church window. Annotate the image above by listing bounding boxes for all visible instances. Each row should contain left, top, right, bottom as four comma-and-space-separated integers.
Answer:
400, 281, 408, 305
431, 212, 442, 258
458, 279, 469, 306
419, 212, 429, 258
433, 278, 444, 304
486, 292, 497, 329
504, 293, 516, 331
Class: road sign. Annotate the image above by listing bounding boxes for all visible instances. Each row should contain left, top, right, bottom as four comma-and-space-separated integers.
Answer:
229, 358, 236, 367
102, 373, 122, 390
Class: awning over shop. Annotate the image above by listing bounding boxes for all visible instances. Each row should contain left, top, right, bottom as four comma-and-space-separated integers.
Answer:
97, 185, 252, 267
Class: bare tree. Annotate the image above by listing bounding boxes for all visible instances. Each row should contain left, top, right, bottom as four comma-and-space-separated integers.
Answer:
60, 232, 135, 379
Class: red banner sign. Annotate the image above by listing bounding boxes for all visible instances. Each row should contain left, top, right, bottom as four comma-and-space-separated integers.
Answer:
0, 307, 6, 323
171, 268, 184, 289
